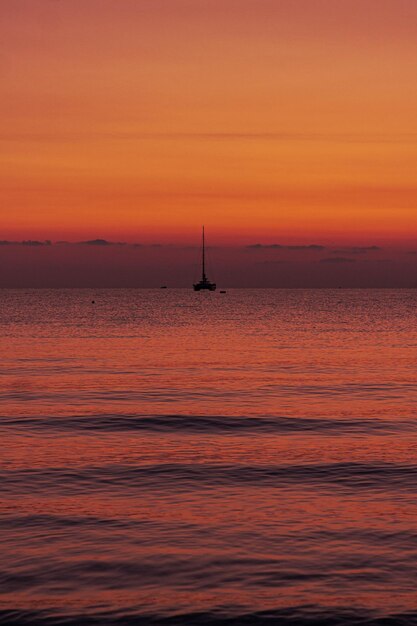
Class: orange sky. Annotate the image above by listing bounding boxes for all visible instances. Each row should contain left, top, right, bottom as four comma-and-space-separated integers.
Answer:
1, 0, 417, 245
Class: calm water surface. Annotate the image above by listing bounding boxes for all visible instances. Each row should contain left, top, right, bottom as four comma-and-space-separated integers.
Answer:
1, 289, 417, 625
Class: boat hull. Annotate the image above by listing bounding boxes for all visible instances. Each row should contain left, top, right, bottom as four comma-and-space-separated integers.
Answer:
193, 281, 216, 291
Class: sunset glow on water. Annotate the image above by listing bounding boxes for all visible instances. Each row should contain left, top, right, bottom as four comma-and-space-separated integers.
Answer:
1, 289, 417, 625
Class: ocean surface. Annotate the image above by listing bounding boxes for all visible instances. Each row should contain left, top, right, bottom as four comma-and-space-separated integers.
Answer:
1, 289, 417, 626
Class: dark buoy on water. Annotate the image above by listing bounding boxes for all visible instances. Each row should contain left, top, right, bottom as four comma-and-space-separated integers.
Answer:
92, 300, 95, 304
160, 286, 167, 289
220, 290, 226, 294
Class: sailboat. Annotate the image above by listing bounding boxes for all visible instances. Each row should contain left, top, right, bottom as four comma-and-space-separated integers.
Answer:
193, 226, 216, 291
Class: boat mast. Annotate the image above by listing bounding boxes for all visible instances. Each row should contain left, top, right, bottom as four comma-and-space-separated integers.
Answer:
202, 225, 206, 280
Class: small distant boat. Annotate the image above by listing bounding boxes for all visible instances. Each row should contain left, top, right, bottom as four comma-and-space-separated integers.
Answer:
193, 226, 216, 291
160, 285, 167, 289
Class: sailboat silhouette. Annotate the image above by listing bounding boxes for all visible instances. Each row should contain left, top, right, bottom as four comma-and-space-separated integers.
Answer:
193, 226, 216, 291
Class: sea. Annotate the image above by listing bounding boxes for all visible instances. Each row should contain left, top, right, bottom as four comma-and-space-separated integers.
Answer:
1, 289, 417, 626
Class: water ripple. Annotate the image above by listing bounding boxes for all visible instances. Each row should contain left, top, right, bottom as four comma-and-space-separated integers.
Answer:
1, 608, 417, 626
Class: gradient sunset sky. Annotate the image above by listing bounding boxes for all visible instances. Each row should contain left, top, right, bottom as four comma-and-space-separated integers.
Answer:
1, 1, 417, 286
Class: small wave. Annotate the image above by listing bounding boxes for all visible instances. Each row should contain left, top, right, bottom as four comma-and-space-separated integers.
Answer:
1, 414, 413, 435
1, 607, 417, 626
2, 462, 417, 494
0, 513, 149, 531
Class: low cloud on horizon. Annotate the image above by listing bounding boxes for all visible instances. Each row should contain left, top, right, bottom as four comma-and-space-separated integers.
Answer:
0, 239, 52, 246
77, 238, 126, 246
332, 246, 381, 255
1, 236, 414, 288
0, 239, 388, 253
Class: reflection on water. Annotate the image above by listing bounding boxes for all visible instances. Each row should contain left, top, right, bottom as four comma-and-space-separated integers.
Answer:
1, 289, 417, 625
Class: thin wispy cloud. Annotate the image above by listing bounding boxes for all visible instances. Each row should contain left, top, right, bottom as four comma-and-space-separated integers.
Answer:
3, 131, 417, 145
247, 244, 326, 251
320, 257, 357, 264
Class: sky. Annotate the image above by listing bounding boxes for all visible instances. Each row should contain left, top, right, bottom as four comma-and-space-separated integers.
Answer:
1, 0, 417, 285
